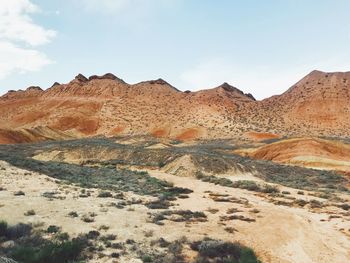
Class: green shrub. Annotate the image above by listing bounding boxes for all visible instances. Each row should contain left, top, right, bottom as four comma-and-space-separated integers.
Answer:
232, 180, 261, 191
146, 198, 171, 209
97, 191, 113, 198
151, 210, 207, 224
81, 214, 94, 223
10, 246, 36, 262
240, 247, 262, 263
11, 239, 85, 263
100, 234, 116, 243
191, 239, 261, 263
0, 220, 8, 236
55, 232, 70, 242
47, 225, 60, 234
309, 199, 323, 208
86, 230, 100, 240
6, 223, 32, 239
338, 203, 350, 211
98, 225, 109, 231
294, 199, 308, 207
142, 255, 153, 262
67, 211, 78, 218
24, 210, 36, 216
261, 184, 280, 194
14, 191, 25, 196
158, 161, 166, 168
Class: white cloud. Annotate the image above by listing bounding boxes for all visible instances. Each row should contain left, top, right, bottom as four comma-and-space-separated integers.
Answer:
0, 0, 56, 80
0, 41, 52, 79
180, 58, 317, 100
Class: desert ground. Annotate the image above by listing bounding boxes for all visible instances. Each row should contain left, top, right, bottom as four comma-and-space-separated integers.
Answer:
0, 136, 349, 262
1, 0, 349, 261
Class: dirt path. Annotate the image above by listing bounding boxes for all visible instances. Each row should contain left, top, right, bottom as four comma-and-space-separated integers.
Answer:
147, 170, 350, 263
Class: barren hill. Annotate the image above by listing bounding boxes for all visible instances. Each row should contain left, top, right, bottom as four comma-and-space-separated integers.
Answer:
0, 70, 350, 143
236, 137, 350, 172
257, 70, 350, 136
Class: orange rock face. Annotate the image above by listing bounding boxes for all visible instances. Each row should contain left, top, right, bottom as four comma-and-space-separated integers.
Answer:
236, 137, 350, 172
244, 131, 281, 141
258, 70, 350, 135
0, 70, 349, 144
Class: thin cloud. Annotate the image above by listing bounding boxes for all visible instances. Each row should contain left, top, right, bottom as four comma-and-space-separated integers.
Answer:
0, 0, 56, 80
78, 0, 181, 15
81, 0, 130, 13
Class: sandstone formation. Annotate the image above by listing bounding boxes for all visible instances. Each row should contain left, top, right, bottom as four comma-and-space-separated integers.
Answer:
0, 70, 349, 143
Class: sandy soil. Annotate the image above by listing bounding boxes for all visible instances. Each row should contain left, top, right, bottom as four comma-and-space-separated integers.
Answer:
1, 160, 349, 263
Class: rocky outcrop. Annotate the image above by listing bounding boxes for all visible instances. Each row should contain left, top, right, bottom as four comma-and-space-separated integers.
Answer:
51, 82, 61, 88
26, 86, 43, 91
88, 73, 125, 83
216, 83, 256, 101
138, 78, 180, 92
74, 74, 88, 82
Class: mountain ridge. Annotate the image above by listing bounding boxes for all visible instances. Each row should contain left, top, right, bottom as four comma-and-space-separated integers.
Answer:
0, 70, 349, 143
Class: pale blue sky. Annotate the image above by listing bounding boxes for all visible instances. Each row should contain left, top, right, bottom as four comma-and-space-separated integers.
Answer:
1, 0, 350, 99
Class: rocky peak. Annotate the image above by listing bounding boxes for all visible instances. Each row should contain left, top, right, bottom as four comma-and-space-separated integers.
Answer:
218, 82, 247, 95
75, 74, 88, 82
88, 73, 125, 83
245, 93, 256, 101
50, 82, 61, 88
217, 83, 255, 100
139, 78, 180, 92
147, 78, 170, 85
309, 70, 325, 76
219, 82, 238, 92
26, 86, 43, 92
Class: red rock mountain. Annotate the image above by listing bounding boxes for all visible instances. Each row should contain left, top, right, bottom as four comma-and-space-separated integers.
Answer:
257, 70, 350, 136
0, 70, 349, 143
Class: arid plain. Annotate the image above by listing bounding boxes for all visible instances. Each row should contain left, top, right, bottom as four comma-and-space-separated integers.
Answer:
0, 71, 350, 263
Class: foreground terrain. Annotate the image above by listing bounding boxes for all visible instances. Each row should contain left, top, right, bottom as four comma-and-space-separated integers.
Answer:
0, 136, 349, 262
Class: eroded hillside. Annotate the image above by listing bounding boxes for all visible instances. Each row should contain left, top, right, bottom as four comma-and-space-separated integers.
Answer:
1, 70, 350, 144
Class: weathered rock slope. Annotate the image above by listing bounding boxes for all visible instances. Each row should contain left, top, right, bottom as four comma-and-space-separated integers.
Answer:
1, 70, 349, 143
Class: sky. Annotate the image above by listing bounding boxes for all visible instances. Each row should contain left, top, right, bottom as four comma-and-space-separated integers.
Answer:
1, 0, 350, 99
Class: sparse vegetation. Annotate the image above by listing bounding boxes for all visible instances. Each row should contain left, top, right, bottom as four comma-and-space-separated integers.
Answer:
150, 210, 207, 225
24, 210, 36, 216
67, 211, 78, 218
81, 214, 95, 223
338, 203, 350, 211
97, 191, 113, 198
220, 214, 256, 223
309, 199, 324, 208
47, 225, 61, 234
191, 238, 261, 263
196, 173, 280, 194
0, 220, 88, 263
0, 136, 349, 263
13, 191, 25, 196
0, 137, 347, 196
0, 142, 193, 204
